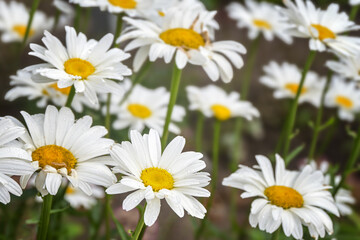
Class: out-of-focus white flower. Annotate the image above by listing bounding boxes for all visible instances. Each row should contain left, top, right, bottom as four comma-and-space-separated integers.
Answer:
350, 0, 360, 6
280, 0, 360, 56
325, 76, 360, 121
326, 54, 360, 81
26, 26, 132, 106
5, 70, 95, 113
65, 185, 104, 209
0, 1, 54, 43
53, 0, 74, 16
227, 0, 292, 44
106, 129, 210, 226
223, 154, 339, 240
260, 61, 326, 107
186, 85, 260, 121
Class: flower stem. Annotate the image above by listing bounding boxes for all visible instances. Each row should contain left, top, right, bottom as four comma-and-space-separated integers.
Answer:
104, 194, 111, 240
307, 71, 332, 162
65, 86, 76, 108
282, 51, 316, 160
114, 13, 125, 47
21, 0, 41, 50
333, 124, 360, 196
350, 5, 360, 21
74, 5, 81, 31
52, 10, 60, 31
195, 112, 204, 152
195, 120, 221, 240
132, 206, 146, 240
161, 64, 182, 149
37, 194, 53, 240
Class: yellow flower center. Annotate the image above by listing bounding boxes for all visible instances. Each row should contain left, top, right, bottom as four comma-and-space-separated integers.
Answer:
66, 187, 75, 195
50, 83, 71, 95
264, 185, 304, 209
140, 167, 174, 192
336, 95, 353, 109
159, 28, 205, 50
13, 25, 34, 38
108, 0, 137, 9
32, 145, 77, 173
158, 11, 165, 17
127, 104, 152, 119
285, 83, 307, 95
211, 104, 231, 121
310, 24, 336, 41
64, 58, 95, 80
253, 19, 272, 30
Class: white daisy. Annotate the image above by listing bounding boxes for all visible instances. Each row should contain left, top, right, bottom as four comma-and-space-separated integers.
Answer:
226, 0, 292, 44
350, 0, 360, 6
11, 105, 116, 196
65, 184, 104, 209
106, 129, 210, 226
27, 26, 132, 105
223, 154, 339, 240
0, 118, 34, 204
53, 0, 74, 16
324, 76, 360, 121
108, 80, 185, 135
5, 70, 95, 112
118, 8, 245, 82
0, 0, 54, 43
260, 61, 326, 107
326, 54, 360, 81
186, 84, 260, 121
281, 0, 360, 56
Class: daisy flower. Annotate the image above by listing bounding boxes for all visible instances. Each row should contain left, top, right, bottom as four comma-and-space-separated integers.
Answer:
108, 80, 185, 135
260, 61, 326, 107
226, 0, 292, 44
223, 154, 339, 240
11, 105, 116, 196
186, 85, 260, 121
65, 184, 104, 209
350, 0, 360, 6
281, 0, 360, 56
53, 0, 74, 16
0, 118, 34, 204
5, 70, 95, 112
106, 129, 210, 226
0, 0, 54, 43
27, 26, 132, 105
326, 54, 360, 81
118, 7, 245, 82
324, 76, 360, 121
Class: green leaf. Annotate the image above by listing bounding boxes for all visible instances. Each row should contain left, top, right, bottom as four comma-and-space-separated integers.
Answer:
319, 117, 335, 132
110, 209, 130, 240
50, 206, 69, 214
285, 144, 305, 164
25, 218, 39, 225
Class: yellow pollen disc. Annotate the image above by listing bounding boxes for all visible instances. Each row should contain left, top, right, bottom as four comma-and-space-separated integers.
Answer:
253, 19, 272, 30
159, 28, 205, 49
211, 104, 231, 121
64, 58, 95, 80
32, 145, 77, 173
13, 25, 34, 37
285, 83, 307, 95
127, 103, 152, 119
264, 185, 304, 209
66, 187, 75, 195
140, 167, 174, 192
310, 24, 336, 41
158, 11, 165, 17
108, 0, 137, 9
336, 95, 353, 109
50, 83, 71, 95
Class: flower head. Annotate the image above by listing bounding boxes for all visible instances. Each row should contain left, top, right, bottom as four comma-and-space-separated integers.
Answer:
281, 0, 360, 56
65, 184, 104, 209
106, 129, 210, 226
0, 1, 54, 43
260, 61, 326, 107
12, 105, 116, 196
227, 0, 292, 44
186, 85, 260, 121
326, 54, 360, 81
350, 0, 360, 6
27, 26, 132, 105
223, 154, 339, 239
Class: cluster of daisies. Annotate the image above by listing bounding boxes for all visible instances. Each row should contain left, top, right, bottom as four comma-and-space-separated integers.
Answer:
0, 0, 358, 239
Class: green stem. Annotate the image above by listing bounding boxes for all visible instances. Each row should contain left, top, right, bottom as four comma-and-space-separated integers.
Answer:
350, 5, 360, 21
318, 116, 339, 156
307, 71, 332, 162
37, 195, 53, 240
52, 10, 60, 31
282, 51, 316, 160
65, 86, 76, 108
195, 112, 204, 152
81, 8, 91, 33
114, 13, 125, 47
105, 194, 111, 240
109, 207, 129, 240
161, 64, 182, 149
132, 206, 146, 240
195, 120, 221, 240
74, 5, 81, 31
333, 124, 360, 196
21, 0, 41, 50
